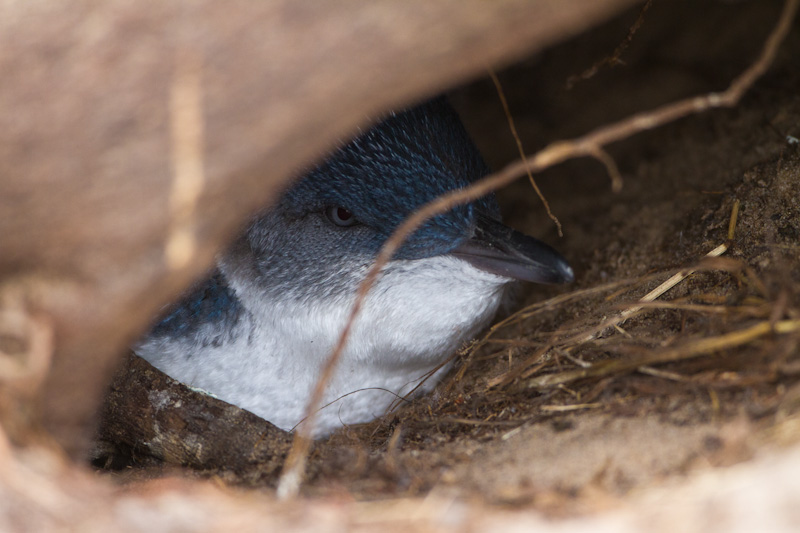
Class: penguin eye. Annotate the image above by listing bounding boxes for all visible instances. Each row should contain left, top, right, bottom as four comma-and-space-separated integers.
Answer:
325, 206, 358, 227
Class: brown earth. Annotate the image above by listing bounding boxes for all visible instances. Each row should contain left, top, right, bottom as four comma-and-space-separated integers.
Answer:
97, 0, 800, 520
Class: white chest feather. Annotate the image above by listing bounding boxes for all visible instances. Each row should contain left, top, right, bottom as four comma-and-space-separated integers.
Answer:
136, 256, 508, 437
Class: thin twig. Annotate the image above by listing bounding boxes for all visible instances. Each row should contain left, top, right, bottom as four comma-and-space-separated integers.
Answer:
479, 252, 760, 390
565, 0, 654, 89
454, 274, 667, 384
560, 241, 730, 348
540, 402, 602, 412
526, 319, 800, 388
488, 68, 563, 235
638, 366, 692, 382
548, 198, 740, 350
289, 387, 411, 433
276, 0, 799, 497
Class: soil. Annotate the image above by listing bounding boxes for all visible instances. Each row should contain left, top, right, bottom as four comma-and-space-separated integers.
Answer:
97, 0, 800, 516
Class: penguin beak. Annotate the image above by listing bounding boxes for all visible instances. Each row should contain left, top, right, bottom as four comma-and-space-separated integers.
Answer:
451, 213, 574, 284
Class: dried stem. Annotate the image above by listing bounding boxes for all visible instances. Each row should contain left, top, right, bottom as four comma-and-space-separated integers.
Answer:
565, 0, 654, 89
488, 68, 563, 236
526, 319, 800, 389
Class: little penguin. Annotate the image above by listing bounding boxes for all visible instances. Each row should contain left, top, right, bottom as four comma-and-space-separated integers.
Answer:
135, 97, 573, 437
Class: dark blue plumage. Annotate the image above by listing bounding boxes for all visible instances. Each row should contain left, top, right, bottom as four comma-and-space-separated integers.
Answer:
283, 97, 499, 259
152, 272, 241, 345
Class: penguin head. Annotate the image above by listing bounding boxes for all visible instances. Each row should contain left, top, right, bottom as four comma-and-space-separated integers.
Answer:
227, 98, 572, 301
